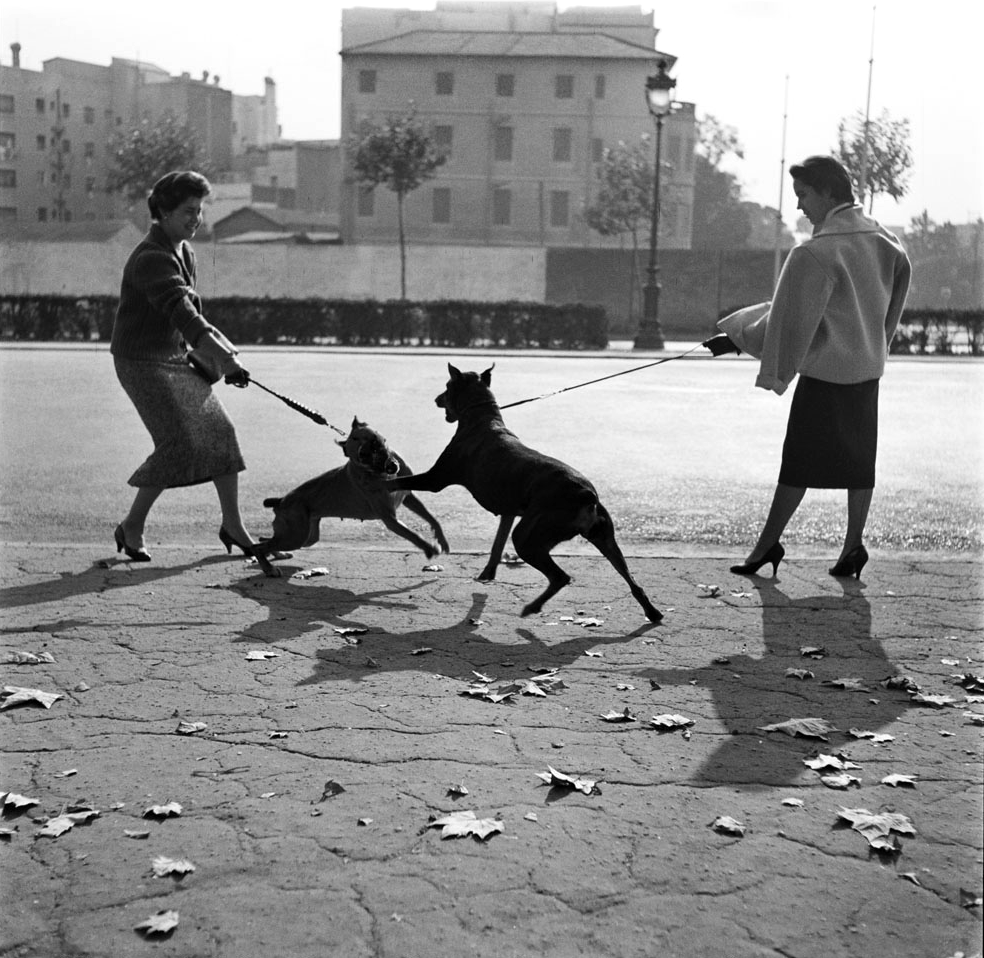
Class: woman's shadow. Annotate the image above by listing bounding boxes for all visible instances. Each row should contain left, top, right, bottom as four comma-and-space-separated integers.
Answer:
637, 578, 913, 789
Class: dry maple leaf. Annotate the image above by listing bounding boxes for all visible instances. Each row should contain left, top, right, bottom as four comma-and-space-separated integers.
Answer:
836, 807, 916, 848
143, 801, 182, 819
152, 855, 196, 878
908, 692, 957, 708
175, 720, 207, 736
245, 650, 279, 660
820, 772, 862, 790
882, 675, 919, 692
803, 754, 861, 771
785, 668, 815, 681
649, 714, 695, 730
291, 567, 330, 579
1, 792, 39, 811
429, 810, 503, 840
0, 686, 63, 710
822, 677, 870, 692
781, 797, 805, 808
710, 815, 746, 836
881, 773, 917, 788
847, 728, 895, 744
697, 584, 722, 598
422, 564, 444, 572
134, 910, 179, 936
757, 717, 838, 740
4, 650, 55, 664
535, 766, 600, 795
799, 646, 827, 659
601, 707, 637, 723
36, 808, 100, 838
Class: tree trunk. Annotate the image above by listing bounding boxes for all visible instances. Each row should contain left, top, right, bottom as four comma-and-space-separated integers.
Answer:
397, 191, 407, 300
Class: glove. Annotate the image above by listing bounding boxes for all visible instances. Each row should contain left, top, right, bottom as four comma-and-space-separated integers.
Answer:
702, 333, 741, 357
224, 367, 250, 388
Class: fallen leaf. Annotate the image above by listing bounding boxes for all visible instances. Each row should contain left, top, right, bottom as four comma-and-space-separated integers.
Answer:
940, 658, 960, 666
334, 626, 368, 637
422, 564, 444, 572
410, 647, 433, 656
847, 728, 895, 744
799, 646, 827, 659
175, 720, 207, 736
245, 650, 279, 660
260, 792, 277, 799
460, 684, 515, 704
0, 686, 62, 710
964, 712, 984, 726
697, 584, 722, 598
757, 717, 838, 741
820, 772, 862, 789
124, 829, 150, 839
898, 872, 922, 886
446, 783, 469, 798
583, 649, 603, 657
428, 809, 503, 840
713, 655, 731, 664
291, 567, 330, 579
649, 714, 695, 730
785, 668, 815, 681
1, 792, 39, 811
357, 817, 373, 826
822, 677, 870, 692
36, 808, 100, 837
143, 801, 182, 819
535, 766, 600, 795
710, 815, 745, 836
268, 730, 288, 739
74, 682, 90, 692
836, 807, 916, 850
616, 684, 636, 691
54, 769, 78, 778
318, 780, 346, 802
601, 707, 637, 723
881, 773, 917, 788
908, 692, 957, 708
0, 826, 16, 839
134, 910, 179, 936
574, 617, 604, 628
3, 650, 55, 664
152, 855, 196, 878
960, 888, 983, 909
729, 590, 753, 599
953, 673, 984, 693
803, 754, 861, 772
781, 797, 805, 808
882, 675, 920, 692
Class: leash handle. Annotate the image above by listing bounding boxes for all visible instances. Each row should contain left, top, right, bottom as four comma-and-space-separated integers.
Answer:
249, 379, 347, 435
499, 344, 704, 410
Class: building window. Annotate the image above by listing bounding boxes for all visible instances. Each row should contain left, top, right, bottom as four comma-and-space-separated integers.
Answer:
84, 141, 95, 159
552, 127, 572, 163
492, 186, 511, 226
61, 139, 71, 153
594, 74, 606, 99
0, 169, 16, 188
357, 186, 374, 217
433, 124, 453, 160
493, 126, 513, 163
496, 73, 514, 97
435, 71, 454, 95
555, 75, 574, 99
85, 176, 96, 194
358, 70, 377, 94
37, 134, 47, 151
0, 94, 14, 114
592, 138, 604, 163
62, 174, 71, 189
0, 207, 16, 220
549, 190, 570, 227
38, 207, 48, 222
432, 186, 451, 224
36, 98, 46, 114
83, 106, 95, 124
62, 103, 70, 118
0, 133, 15, 160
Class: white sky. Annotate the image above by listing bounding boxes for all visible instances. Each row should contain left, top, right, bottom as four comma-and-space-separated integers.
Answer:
2, 0, 981, 228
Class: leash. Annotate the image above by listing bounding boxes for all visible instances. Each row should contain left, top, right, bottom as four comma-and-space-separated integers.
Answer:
248, 378, 348, 436
499, 343, 705, 410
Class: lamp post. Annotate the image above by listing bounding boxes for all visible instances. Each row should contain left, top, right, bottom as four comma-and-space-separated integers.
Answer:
634, 60, 677, 351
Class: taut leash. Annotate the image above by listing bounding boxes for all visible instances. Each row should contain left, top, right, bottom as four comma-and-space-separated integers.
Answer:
248, 378, 348, 435
499, 343, 705, 410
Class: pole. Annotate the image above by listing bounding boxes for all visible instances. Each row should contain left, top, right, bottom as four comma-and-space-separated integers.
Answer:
773, 75, 790, 289
635, 114, 666, 350
857, 5, 876, 210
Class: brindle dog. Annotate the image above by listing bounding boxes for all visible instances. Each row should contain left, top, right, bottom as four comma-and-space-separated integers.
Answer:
388, 365, 661, 621
253, 418, 449, 576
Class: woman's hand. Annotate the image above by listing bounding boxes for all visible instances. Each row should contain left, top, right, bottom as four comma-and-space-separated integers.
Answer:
224, 365, 250, 388
703, 333, 742, 356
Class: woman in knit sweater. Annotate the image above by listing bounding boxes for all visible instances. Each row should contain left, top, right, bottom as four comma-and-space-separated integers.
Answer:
709, 155, 911, 579
111, 170, 260, 563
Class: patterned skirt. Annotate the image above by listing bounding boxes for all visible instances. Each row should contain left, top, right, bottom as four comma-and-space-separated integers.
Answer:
778, 376, 879, 489
115, 356, 246, 488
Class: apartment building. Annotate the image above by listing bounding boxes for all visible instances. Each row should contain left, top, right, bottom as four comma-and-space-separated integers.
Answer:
339, 2, 697, 249
0, 44, 269, 225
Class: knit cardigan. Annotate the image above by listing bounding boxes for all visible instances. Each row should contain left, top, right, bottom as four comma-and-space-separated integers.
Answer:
110, 224, 214, 362
718, 205, 911, 395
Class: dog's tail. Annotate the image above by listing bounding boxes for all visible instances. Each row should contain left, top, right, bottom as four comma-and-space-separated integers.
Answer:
263, 497, 282, 509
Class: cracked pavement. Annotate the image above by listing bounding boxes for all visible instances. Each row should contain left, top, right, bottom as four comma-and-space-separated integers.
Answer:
1, 544, 982, 958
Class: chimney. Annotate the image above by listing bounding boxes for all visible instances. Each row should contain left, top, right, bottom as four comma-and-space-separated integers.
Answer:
10, 42, 21, 68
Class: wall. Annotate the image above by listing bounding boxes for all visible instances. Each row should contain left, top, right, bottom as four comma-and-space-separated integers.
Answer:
0, 238, 546, 302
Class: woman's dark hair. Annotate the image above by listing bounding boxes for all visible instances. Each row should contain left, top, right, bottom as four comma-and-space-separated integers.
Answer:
789, 155, 855, 204
147, 171, 211, 220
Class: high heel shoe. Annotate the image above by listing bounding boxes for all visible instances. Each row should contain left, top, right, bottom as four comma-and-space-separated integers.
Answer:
114, 523, 151, 562
730, 542, 784, 576
219, 526, 255, 556
829, 544, 868, 579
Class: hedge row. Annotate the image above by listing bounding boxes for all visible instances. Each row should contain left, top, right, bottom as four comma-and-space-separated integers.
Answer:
0, 296, 608, 350
889, 308, 984, 356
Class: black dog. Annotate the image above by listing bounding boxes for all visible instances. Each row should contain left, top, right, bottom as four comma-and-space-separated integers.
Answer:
254, 418, 449, 576
388, 365, 661, 621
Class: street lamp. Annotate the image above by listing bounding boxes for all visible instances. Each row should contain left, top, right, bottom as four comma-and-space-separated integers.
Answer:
634, 60, 677, 350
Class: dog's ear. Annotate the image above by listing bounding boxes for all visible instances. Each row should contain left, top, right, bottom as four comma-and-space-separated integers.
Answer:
351, 416, 361, 429
448, 363, 461, 380
480, 364, 494, 385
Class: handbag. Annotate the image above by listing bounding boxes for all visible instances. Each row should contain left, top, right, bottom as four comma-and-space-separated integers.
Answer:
187, 329, 238, 385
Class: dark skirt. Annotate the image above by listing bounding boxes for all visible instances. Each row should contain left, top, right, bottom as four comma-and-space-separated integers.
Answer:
778, 376, 879, 489
115, 356, 245, 488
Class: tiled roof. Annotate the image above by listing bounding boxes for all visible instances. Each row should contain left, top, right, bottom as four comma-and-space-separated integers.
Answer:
343, 29, 671, 62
